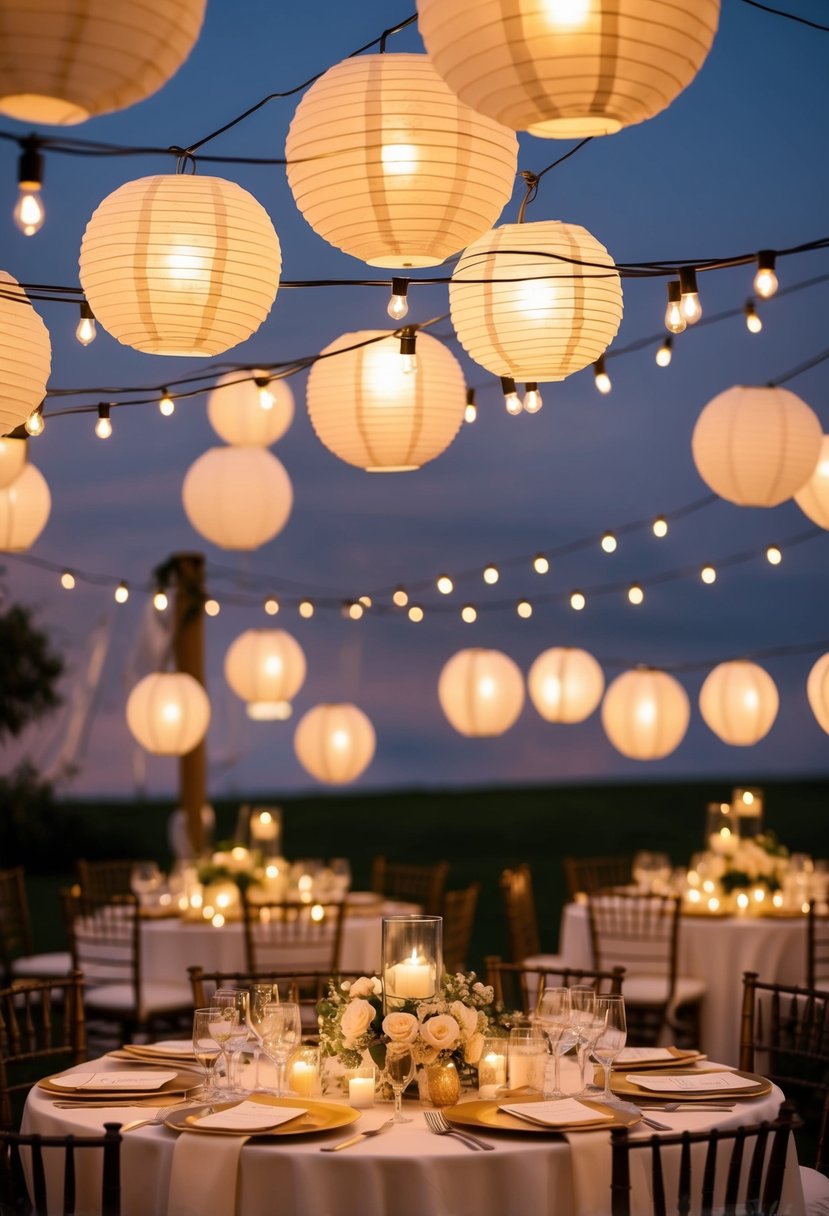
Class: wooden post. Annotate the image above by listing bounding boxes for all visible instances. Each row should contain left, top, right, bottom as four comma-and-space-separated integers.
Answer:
171, 552, 207, 856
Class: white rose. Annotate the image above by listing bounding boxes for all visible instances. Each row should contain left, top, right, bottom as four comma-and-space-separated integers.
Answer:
463, 1032, 485, 1065
349, 976, 378, 999
383, 1012, 418, 1044
340, 999, 375, 1046
420, 1014, 460, 1052
450, 1001, 479, 1040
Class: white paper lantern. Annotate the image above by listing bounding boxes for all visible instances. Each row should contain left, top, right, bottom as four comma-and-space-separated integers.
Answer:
438, 648, 525, 737
79, 175, 281, 357
416, 0, 720, 138
698, 660, 778, 746
528, 646, 604, 723
286, 53, 518, 268
0, 272, 51, 437
807, 653, 829, 735
795, 435, 829, 529
182, 447, 293, 551
601, 668, 689, 760
294, 703, 376, 785
692, 386, 822, 507
126, 671, 210, 756
306, 330, 466, 471
0, 463, 50, 551
0, 0, 206, 125
224, 629, 307, 720
0, 437, 27, 488
449, 221, 622, 381
207, 370, 294, 448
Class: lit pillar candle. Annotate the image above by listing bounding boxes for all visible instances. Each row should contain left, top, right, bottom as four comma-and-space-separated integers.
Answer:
289, 1060, 317, 1097
393, 954, 434, 999
348, 1076, 375, 1108
478, 1050, 507, 1100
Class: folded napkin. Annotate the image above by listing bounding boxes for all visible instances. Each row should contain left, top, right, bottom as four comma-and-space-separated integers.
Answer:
499, 1098, 613, 1128
567, 1127, 651, 1216
167, 1132, 248, 1216
50, 1071, 176, 1090
616, 1047, 701, 1067
141, 1041, 196, 1056
192, 1101, 306, 1132
628, 1072, 757, 1094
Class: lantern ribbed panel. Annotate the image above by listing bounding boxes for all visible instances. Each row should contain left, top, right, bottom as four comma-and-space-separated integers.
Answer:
438, 648, 525, 737
0, 438, 27, 488
807, 653, 829, 735
601, 669, 689, 760
294, 703, 376, 785
698, 660, 778, 746
0, 463, 50, 551
0, 0, 206, 125
692, 386, 822, 507
79, 175, 281, 356
528, 646, 604, 724
224, 629, 307, 708
0, 272, 51, 436
306, 330, 466, 471
182, 447, 293, 551
449, 221, 622, 381
416, 0, 720, 138
126, 671, 210, 756
795, 435, 829, 529
208, 371, 294, 447
285, 53, 518, 268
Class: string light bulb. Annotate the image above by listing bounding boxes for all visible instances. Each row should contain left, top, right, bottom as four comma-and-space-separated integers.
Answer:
114, 581, 129, 604
387, 277, 409, 321
533, 554, 549, 574
346, 601, 363, 620
483, 564, 499, 585
75, 301, 96, 346
264, 596, 279, 615
464, 387, 477, 424
593, 356, 612, 394
500, 376, 522, 415
25, 407, 45, 437
656, 337, 673, 368
664, 280, 686, 334
359, 595, 372, 608
653, 516, 668, 538
437, 574, 454, 595
461, 604, 477, 623
13, 138, 45, 236
754, 251, 778, 300
398, 327, 417, 375
766, 545, 782, 565
60, 571, 75, 590
254, 375, 275, 410
393, 586, 409, 607
94, 404, 112, 439
408, 604, 424, 622
298, 600, 314, 619
744, 301, 762, 334
679, 266, 702, 324
159, 388, 175, 417
570, 590, 586, 611
628, 583, 644, 605
204, 598, 220, 617
523, 383, 543, 413
153, 588, 168, 611
516, 599, 532, 619
701, 564, 717, 585
600, 531, 617, 553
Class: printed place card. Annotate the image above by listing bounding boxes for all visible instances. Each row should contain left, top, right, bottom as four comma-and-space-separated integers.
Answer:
628, 1072, 757, 1093
194, 1101, 307, 1131
499, 1098, 612, 1127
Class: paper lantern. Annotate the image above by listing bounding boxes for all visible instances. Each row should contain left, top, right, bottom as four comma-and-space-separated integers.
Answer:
0, 0, 206, 125
438, 648, 525, 737
0, 463, 50, 551
807, 653, 829, 735
306, 330, 466, 471
698, 660, 778, 746
207, 371, 294, 448
126, 671, 210, 756
285, 52, 518, 267
79, 175, 281, 356
795, 435, 829, 529
224, 629, 307, 720
182, 447, 293, 551
528, 646, 604, 724
0, 272, 51, 437
692, 386, 822, 507
449, 221, 622, 381
601, 668, 689, 760
416, 0, 720, 138
0, 437, 27, 488
294, 703, 376, 785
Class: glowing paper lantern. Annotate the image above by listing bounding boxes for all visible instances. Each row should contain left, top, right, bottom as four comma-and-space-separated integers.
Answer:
438, 648, 525, 737
306, 330, 466, 471
698, 660, 778, 746
294, 703, 376, 785
0, 437, 27, 488
416, 0, 720, 138
692, 386, 822, 507
0, 463, 50, 551
601, 668, 689, 760
794, 435, 829, 529
0, 0, 206, 125
807, 653, 829, 735
79, 175, 281, 356
449, 221, 622, 381
285, 53, 518, 267
182, 448, 293, 551
224, 629, 307, 720
0, 272, 51, 436
207, 371, 294, 448
126, 671, 210, 756
528, 646, 604, 723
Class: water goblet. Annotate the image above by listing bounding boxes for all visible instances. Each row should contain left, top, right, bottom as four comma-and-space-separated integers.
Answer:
591, 995, 627, 1103
385, 1043, 415, 1123
569, 986, 600, 1097
214, 988, 251, 1093
260, 1001, 302, 1098
130, 860, 162, 907
246, 983, 278, 1090
192, 1008, 221, 1100
535, 986, 575, 1100
208, 997, 241, 1092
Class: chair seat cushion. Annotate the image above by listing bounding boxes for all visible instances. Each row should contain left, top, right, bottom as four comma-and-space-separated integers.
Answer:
11, 952, 73, 978
622, 975, 707, 1007
801, 1166, 829, 1216
86, 982, 192, 1016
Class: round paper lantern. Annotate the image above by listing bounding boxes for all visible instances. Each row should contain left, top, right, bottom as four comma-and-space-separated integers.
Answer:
416, 0, 720, 138
294, 703, 376, 785
0, 437, 27, 488
807, 653, 829, 735
438, 648, 525, 737
207, 371, 294, 448
0, 272, 51, 437
0, 463, 50, 551
182, 448, 293, 551
795, 435, 829, 529
0, 0, 206, 125
449, 221, 622, 381
126, 671, 210, 756
79, 175, 281, 356
306, 330, 466, 471
285, 52, 518, 268
528, 646, 604, 724
601, 668, 689, 760
692, 386, 822, 507
224, 629, 307, 720
698, 660, 778, 746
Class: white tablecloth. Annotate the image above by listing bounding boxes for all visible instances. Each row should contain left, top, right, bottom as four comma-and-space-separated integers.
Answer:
557, 903, 808, 1067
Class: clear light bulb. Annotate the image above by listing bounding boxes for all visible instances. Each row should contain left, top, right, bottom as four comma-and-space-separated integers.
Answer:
744, 302, 762, 334
655, 338, 673, 367
594, 362, 612, 394
461, 605, 477, 623
399, 329, 417, 375
400, 352, 417, 375
628, 584, 644, 605
516, 600, 532, 619
75, 303, 96, 346
766, 545, 782, 565
664, 281, 686, 334
25, 410, 44, 437
570, 590, 586, 611
255, 376, 275, 410
153, 589, 168, 611
483, 565, 499, 585
501, 376, 522, 414
464, 387, 477, 424
652, 516, 668, 538
437, 574, 454, 595
754, 251, 778, 299
387, 277, 409, 320
159, 390, 175, 416
393, 587, 409, 607
679, 267, 702, 324
701, 565, 717, 585
264, 596, 279, 615
14, 185, 44, 236
533, 554, 549, 574
114, 582, 129, 604
60, 571, 75, 590
95, 407, 112, 439
601, 531, 617, 553
523, 383, 543, 413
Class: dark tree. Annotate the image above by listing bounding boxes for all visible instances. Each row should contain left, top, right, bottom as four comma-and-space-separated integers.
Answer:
0, 603, 64, 741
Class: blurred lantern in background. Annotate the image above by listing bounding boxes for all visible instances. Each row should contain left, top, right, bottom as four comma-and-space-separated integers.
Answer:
601, 667, 690, 760
126, 671, 211, 756
794, 435, 829, 528
224, 629, 307, 720
0, 271, 51, 436
207, 371, 294, 447
527, 646, 605, 723
807, 653, 829, 736
0, 462, 50, 551
438, 648, 525, 737
698, 660, 779, 746
0, 437, 27, 488
294, 703, 376, 784
182, 447, 293, 550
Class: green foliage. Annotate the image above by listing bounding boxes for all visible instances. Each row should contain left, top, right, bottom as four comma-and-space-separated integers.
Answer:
0, 602, 63, 741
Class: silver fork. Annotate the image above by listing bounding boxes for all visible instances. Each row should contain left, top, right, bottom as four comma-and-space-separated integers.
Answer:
423, 1109, 495, 1150
119, 1107, 179, 1133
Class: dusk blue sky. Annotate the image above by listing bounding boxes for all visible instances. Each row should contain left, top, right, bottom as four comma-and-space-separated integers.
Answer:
2, 0, 828, 800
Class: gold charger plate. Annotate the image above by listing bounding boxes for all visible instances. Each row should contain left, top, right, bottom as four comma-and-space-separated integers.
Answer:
165, 1095, 360, 1137
110, 1047, 197, 1066
443, 1095, 640, 1135
610, 1068, 771, 1101
38, 1068, 202, 1099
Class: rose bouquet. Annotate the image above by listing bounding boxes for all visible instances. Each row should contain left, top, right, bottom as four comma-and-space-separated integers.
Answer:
704, 831, 789, 893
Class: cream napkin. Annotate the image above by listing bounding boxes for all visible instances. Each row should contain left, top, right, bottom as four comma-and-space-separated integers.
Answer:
50, 1071, 176, 1090
167, 1132, 249, 1216
566, 1127, 652, 1216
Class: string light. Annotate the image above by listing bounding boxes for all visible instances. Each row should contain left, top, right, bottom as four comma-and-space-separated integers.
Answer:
204, 598, 221, 616
359, 595, 372, 608
13, 138, 45, 237
656, 337, 673, 367
114, 581, 129, 604
653, 516, 668, 538
464, 388, 477, 424
593, 356, 612, 394
159, 388, 175, 417
24, 407, 45, 437
393, 586, 409, 607
264, 596, 280, 615
408, 604, 424, 622
664, 280, 686, 334
701, 564, 717, 585
533, 554, 549, 574
744, 301, 763, 334
523, 383, 543, 414
766, 545, 782, 565
483, 564, 499, 585
387, 278, 409, 321
60, 571, 75, 590
153, 588, 168, 611
94, 404, 112, 440
679, 266, 702, 325
346, 601, 364, 620
500, 376, 522, 415
437, 574, 454, 595
754, 251, 778, 299
75, 301, 97, 346
398, 327, 417, 375
298, 600, 314, 619
628, 583, 645, 605
461, 604, 477, 623
601, 531, 617, 553
516, 599, 532, 618
570, 590, 586, 611
254, 375, 275, 410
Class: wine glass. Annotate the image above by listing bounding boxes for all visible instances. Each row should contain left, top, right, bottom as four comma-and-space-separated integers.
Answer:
385, 1044, 415, 1123
246, 983, 278, 1090
260, 1001, 302, 1098
213, 988, 250, 1093
632, 851, 672, 893
208, 996, 241, 1092
130, 860, 162, 907
569, 986, 599, 1097
192, 1008, 221, 1100
591, 995, 627, 1103
535, 986, 575, 1100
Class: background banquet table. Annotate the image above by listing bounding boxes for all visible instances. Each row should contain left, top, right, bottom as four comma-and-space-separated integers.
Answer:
557, 903, 807, 1066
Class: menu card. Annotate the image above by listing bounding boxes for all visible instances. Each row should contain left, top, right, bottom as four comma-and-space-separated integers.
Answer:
628, 1072, 757, 1093
193, 1101, 307, 1131
51, 1071, 177, 1090
499, 1098, 613, 1127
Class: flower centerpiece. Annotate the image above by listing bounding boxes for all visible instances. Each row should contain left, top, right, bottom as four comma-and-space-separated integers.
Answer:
708, 831, 789, 894
197, 841, 262, 893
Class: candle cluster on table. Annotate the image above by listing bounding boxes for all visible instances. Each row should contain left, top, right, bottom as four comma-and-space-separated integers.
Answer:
381, 915, 443, 1010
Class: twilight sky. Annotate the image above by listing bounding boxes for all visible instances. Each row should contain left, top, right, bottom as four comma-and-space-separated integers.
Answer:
1, 0, 828, 800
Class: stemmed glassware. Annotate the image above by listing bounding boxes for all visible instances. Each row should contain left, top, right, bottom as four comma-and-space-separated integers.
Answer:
213, 988, 251, 1093
208, 994, 241, 1092
535, 986, 576, 1100
259, 1001, 302, 1098
130, 860, 162, 906
192, 1008, 221, 1100
591, 995, 627, 1104
246, 983, 278, 1090
569, 986, 604, 1098
385, 1044, 415, 1123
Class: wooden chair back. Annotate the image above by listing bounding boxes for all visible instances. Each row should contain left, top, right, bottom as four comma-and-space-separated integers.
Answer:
484, 955, 624, 1016
499, 865, 540, 962
370, 857, 449, 915
442, 883, 481, 974
74, 860, 141, 903
807, 900, 829, 989
240, 893, 345, 976
187, 967, 363, 1038
0, 1122, 121, 1216
563, 855, 633, 900
0, 868, 34, 982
